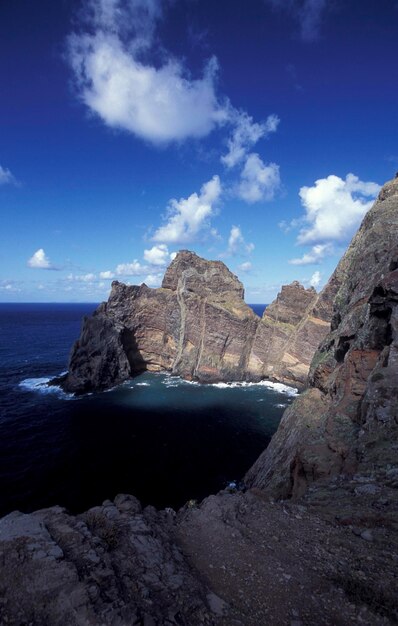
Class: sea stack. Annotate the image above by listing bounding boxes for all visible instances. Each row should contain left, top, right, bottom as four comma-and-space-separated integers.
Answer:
61, 251, 332, 393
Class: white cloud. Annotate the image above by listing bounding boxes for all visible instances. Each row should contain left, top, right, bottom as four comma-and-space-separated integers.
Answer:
310, 270, 321, 288
238, 154, 280, 203
67, 272, 97, 282
86, 0, 162, 48
68, 0, 228, 145
227, 225, 254, 256
289, 243, 333, 265
143, 243, 170, 266
152, 175, 222, 244
0, 165, 15, 186
27, 249, 57, 270
221, 112, 279, 168
265, 0, 329, 42
144, 273, 163, 287
99, 270, 115, 279
237, 261, 252, 273
297, 173, 380, 245
115, 260, 147, 275
0, 280, 21, 292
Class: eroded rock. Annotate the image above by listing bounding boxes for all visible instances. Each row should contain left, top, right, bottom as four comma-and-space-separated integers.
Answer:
61, 250, 332, 393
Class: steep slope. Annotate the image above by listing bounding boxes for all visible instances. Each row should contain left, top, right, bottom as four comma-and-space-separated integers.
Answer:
247, 280, 335, 387
246, 175, 398, 498
61, 251, 331, 393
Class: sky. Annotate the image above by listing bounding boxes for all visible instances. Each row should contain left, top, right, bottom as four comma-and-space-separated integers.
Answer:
1, 0, 397, 303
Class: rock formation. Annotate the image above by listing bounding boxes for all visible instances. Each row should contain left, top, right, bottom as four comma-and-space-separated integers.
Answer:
246, 175, 398, 499
61, 251, 331, 393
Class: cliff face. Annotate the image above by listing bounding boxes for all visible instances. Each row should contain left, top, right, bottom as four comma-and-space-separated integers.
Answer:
62, 250, 331, 393
246, 175, 398, 498
248, 280, 335, 386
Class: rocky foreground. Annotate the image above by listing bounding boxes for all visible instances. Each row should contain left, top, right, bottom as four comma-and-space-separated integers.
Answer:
1, 176, 398, 625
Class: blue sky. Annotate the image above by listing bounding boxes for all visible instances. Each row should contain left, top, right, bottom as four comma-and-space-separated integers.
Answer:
1, 0, 397, 303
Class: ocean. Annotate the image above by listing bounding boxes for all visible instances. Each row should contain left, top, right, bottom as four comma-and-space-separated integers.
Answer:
0, 303, 297, 517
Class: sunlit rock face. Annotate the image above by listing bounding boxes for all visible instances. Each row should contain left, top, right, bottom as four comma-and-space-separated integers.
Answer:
246, 176, 398, 498
61, 250, 332, 393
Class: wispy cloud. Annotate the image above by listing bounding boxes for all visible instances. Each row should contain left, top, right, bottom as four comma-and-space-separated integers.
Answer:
27, 249, 59, 270
309, 270, 321, 288
237, 261, 252, 273
0, 279, 22, 292
265, 0, 330, 42
238, 154, 280, 203
221, 112, 279, 169
152, 175, 222, 244
0, 165, 16, 186
289, 243, 333, 265
66, 272, 96, 282
227, 225, 254, 256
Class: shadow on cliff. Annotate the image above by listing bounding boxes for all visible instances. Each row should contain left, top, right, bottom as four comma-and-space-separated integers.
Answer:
120, 328, 147, 377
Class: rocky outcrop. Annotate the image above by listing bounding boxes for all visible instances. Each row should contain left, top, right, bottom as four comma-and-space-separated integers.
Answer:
1, 490, 397, 625
0, 495, 220, 625
61, 250, 332, 393
246, 175, 398, 498
248, 280, 335, 387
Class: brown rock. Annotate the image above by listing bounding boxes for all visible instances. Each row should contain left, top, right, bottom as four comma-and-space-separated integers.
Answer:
61, 250, 332, 393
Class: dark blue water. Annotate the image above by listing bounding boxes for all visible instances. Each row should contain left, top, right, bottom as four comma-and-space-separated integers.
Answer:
0, 303, 295, 516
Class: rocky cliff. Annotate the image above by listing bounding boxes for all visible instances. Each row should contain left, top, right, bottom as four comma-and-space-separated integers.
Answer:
246, 175, 398, 499
62, 250, 331, 393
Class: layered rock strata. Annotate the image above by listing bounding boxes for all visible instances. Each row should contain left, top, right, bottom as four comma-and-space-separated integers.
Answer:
62, 251, 332, 393
246, 175, 398, 499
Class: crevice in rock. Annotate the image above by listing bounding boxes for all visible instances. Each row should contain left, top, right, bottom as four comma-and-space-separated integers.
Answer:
120, 328, 147, 375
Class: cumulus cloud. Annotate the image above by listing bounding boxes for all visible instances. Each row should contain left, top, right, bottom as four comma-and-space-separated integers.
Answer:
297, 173, 380, 245
0, 165, 16, 185
221, 113, 279, 168
68, 0, 228, 144
99, 270, 115, 279
237, 261, 252, 273
238, 154, 280, 203
227, 226, 254, 256
289, 243, 333, 265
27, 249, 58, 270
144, 273, 163, 287
152, 175, 222, 244
309, 270, 321, 288
265, 0, 329, 41
143, 244, 171, 266
115, 260, 147, 276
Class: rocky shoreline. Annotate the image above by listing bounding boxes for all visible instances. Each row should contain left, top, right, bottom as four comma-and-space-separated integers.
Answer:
1, 176, 398, 625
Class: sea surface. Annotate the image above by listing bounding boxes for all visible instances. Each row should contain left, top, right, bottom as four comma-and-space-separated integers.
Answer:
0, 303, 297, 517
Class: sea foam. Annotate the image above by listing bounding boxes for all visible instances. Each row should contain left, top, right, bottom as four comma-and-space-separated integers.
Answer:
19, 377, 74, 400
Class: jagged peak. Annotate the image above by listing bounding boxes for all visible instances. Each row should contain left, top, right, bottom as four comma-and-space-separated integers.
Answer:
161, 249, 244, 298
